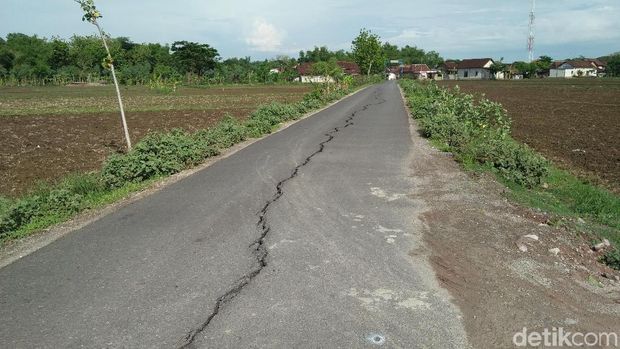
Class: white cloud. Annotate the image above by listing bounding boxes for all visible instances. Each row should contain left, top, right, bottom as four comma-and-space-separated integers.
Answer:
245, 18, 284, 52
385, 29, 425, 45
536, 5, 620, 45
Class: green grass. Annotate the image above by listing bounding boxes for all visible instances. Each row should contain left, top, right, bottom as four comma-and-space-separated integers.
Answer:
0, 84, 311, 116
0, 177, 159, 243
503, 167, 620, 245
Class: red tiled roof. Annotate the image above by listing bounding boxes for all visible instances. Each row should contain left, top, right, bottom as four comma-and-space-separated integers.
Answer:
296, 61, 360, 76
337, 61, 361, 75
550, 61, 565, 69
442, 61, 458, 70
564, 60, 596, 69
296, 62, 313, 75
401, 64, 431, 73
456, 58, 493, 69
586, 59, 607, 68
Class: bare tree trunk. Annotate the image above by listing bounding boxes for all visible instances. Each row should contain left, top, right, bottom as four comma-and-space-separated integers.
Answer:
95, 22, 132, 151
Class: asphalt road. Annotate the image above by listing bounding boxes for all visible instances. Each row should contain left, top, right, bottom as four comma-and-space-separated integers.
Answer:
0, 82, 470, 348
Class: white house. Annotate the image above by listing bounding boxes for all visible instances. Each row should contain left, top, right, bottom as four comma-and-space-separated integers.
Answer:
549, 60, 598, 78
456, 58, 495, 80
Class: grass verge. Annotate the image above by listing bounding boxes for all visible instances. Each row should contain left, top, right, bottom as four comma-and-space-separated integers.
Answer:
400, 79, 620, 270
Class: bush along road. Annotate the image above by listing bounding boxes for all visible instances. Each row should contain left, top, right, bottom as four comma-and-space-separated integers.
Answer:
400, 80, 620, 270
0, 79, 376, 245
1, 81, 618, 348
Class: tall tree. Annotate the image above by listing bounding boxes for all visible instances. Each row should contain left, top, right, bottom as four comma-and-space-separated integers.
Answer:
536, 55, 553, 70
399, 45, 425, 64
351, 28, 385, 75
423, 50, 443, 68
606, 53, 620, 77
48, 38, 71, 71
382, 43, 400, 61
5, 33, 52, 80
171, 41, 219, 76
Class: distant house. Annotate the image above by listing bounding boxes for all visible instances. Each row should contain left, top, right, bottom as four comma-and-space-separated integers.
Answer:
390, 64, 436, 79
337, 61, 362, 76
440, 61, 458, 80
500, 63, 522, 80
586, 59, 607, 76
456, 58, 495, 80
296, 61, 360, 83
269, 67, 284, 74
549, 60, 598, 78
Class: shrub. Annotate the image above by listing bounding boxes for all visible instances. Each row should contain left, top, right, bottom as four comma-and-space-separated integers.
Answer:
401, 80, 549, 188
0, 185, 86, 239
602, 249, 620, 271
475, 138, 549, 187
102, 129, 215, 188
195, 116, 247, 149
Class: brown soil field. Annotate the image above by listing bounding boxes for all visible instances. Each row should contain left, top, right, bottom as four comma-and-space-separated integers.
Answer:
439, 79, 620, 193
0, 85, 310, 197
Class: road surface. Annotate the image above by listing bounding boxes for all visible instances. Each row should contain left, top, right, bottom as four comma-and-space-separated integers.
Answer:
0, 82, 470, 348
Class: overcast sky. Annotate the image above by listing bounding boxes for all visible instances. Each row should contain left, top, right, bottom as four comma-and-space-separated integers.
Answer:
1, 0, 619, 62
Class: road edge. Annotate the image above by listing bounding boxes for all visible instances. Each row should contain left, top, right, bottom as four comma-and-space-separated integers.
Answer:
0, 85, 373, 269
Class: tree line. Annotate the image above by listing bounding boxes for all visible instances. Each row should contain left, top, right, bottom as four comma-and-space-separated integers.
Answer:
0, 33, 303, 85
0, 29, 447, 86
299, 42, 444, 70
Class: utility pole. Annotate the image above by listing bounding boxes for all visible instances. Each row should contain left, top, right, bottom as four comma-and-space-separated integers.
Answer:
528, 0, 536, 63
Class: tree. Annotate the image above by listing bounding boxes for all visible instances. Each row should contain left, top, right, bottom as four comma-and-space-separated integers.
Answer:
351, 28, 385, 75
536, 55, 553, 70
48, 38, 71, 71
513, 61, 537, 78
311, 59, 343, 87
605, 53, 620, 77
399, 45, 425, 64
382, 43, 400, 60
171, 41, 219, 77
5, 33, 52, 81
490, 58, 506, 79
0, 39, 15, 76
76, 0, 132, 151
298, 46, 351, 63
423, 50, 443, 68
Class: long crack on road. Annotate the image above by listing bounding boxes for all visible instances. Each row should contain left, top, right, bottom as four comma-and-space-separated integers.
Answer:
178, 90, 386, 348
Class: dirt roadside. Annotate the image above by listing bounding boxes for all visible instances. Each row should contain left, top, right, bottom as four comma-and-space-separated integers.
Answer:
405, 98, 620, 348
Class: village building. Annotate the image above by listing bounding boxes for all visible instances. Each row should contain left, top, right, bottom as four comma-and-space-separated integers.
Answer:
388, 64, 437, 80
549, 60, 599, 78
440, 61, 458, 80
296, 61, 360, 83
456, 58, 495, 80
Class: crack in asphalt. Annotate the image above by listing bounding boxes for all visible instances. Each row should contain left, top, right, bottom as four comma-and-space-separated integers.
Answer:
178, 90, 386, 348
